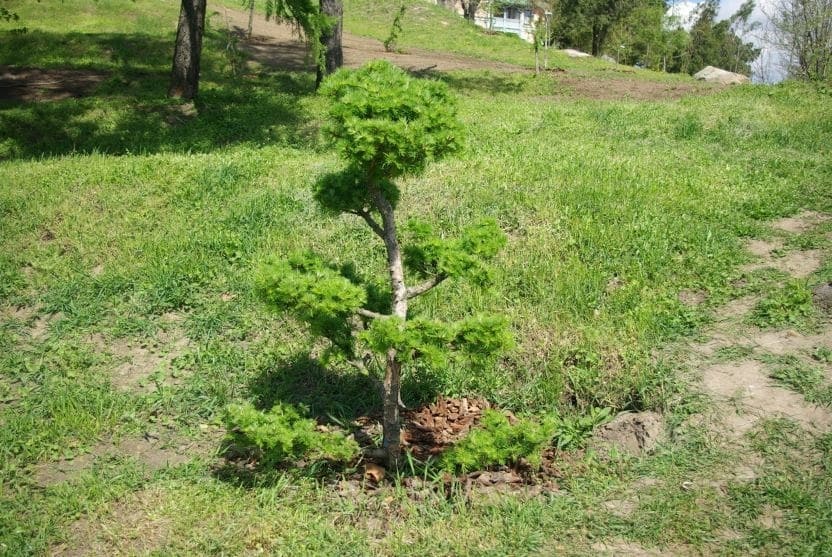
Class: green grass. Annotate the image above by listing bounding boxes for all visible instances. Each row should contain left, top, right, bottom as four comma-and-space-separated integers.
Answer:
2, 0, 832, 554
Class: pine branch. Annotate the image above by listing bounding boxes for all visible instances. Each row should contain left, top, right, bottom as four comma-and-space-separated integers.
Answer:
351, 209, 385, 239
356, 308, 386, 319
406, 274, 447, 299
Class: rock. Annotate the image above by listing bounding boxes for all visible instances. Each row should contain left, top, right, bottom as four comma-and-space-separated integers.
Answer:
588, 411, 664, 457
601, 54, 616, 64
562, 48, 591, 58
813, 282, 832, 313
693, 66, 750, 85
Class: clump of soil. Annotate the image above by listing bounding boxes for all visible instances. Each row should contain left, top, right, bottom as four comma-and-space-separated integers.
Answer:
587, 411, 664, 457
813, 282, 832, 314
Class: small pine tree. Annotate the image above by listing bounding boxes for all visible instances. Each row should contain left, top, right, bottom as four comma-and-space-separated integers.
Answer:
256, 61, 513, 467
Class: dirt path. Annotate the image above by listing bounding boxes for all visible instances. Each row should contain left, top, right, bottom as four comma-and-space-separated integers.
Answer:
689, 210, 832, 440
217, 7, 522, 74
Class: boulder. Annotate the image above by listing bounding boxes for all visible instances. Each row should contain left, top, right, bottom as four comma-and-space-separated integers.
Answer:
562, 48, 591, 58
693, 66, 750, 85
601, 54, 616, 64
588, 411, 664, 457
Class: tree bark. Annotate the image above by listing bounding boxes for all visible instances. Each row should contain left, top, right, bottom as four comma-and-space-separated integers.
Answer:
316, 0, 344, 89
462, 1, 480, 21
169, 0, 206, 100
371, 187, 407, 468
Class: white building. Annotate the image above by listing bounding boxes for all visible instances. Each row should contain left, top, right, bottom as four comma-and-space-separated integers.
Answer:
439, 1, 539, 43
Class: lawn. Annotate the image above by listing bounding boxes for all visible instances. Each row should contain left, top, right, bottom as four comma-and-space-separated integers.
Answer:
2, 0, 832, 555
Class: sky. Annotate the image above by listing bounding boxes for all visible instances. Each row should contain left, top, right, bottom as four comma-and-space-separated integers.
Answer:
665, 0, 784, 82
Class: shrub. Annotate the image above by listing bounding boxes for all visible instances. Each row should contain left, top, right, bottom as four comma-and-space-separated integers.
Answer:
224, 402, 359, 467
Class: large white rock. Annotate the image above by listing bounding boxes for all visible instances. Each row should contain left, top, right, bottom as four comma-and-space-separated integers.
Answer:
694, 66, 750, 85
562, 48, 592, 58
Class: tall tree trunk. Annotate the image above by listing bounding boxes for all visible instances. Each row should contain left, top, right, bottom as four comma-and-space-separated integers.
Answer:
169, 0, 206, 100
316, 0, 343, 88
462, 0, 480, 21
371, 187, 408, 469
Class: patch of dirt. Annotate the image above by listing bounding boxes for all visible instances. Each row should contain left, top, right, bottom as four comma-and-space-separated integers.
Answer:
220, 8, 521, 74
745, 238, 783, 258
588, 411, 664, 457
590, 539, 670, 556
749, 328, 832, 356
701, 360, 832, 435
679, 289, 707, 306
713, 295, 759, 321
771, 210, 829, 234
0, 66, 109, 102
219, 8, 717, 102
90, 327, 191, 393
551, 74, 719, 101
743, 249, 824, 278
33, 431, 219, 488
49, 488, 171, 557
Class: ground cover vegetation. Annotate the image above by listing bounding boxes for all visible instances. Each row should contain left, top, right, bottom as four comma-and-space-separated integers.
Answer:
2, 0, 832, 554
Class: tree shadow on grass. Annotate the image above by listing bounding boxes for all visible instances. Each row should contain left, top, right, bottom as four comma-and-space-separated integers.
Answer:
0, 29, 318, 160
249, 352, 381, 422
414, 69, 529, 95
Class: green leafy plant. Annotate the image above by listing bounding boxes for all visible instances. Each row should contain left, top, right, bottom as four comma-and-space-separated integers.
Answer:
224, 402, 359, 467
255, 61, 512, 467
440, 410, 557, 473
750, 280, 815, 329
383, 4, 406, 53
553, 406, 612, 450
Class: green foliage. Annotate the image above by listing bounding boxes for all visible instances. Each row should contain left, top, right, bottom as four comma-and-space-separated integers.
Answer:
440, 410, 557, 472
683, 0, 759, 75
255, 252, 366, 351
313, 166, 400, 214
360, 314, 514, 368
320, 60, 464, 179
383, 4, 406, 53
750, 280, 815, 329
404, 218, 507, 285
225, 402, 359, 467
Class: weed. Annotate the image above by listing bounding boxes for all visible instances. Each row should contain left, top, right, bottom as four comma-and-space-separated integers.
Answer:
224, 402, 359, 467
440, 410, 557, 472
749, 280, 816, 329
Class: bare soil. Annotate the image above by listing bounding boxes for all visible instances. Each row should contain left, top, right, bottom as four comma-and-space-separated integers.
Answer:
220, 8, 719, 102
695, 211, 832, 444
50, 488, 171, 557
0, 66, 109, 102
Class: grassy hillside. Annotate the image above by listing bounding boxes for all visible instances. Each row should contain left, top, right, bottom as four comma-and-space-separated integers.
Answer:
2, 0, 832, 554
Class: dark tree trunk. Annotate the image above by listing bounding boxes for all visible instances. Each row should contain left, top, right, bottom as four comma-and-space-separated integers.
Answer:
462, 0, 480, 21
169, 0, 206, 100
316, 0, 343, 89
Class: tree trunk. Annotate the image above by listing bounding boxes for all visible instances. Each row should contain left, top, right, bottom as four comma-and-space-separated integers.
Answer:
247, 0, 255, 38
371, 187, 408, 468
169, 0, 206, 100
316, 0, 344, 88
462, 1, 480, 21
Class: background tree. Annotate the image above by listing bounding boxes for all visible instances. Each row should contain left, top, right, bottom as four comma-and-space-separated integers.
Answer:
169, 0, 206, 99
683, 0, 759, 75
169, 0, 336, 99
256, 61, 513, 467
553, 0, 638, 56
316, 0, 343, 87
461, 0, 482, 21
766, 0, 832, 82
